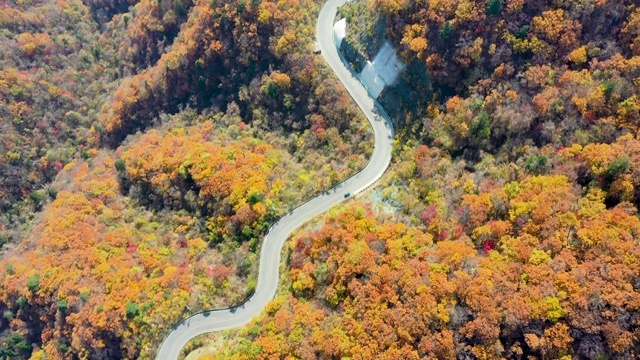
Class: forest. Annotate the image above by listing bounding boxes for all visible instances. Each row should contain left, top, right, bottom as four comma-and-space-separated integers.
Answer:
0, 0, 371, 358
191, 0, 640, 358
1, 0, 640, 358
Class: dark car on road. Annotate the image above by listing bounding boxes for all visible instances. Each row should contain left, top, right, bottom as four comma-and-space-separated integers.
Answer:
344, 193, 351, 198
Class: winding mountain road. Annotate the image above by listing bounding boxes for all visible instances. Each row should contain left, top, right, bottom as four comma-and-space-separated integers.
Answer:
156, 0, 394, 358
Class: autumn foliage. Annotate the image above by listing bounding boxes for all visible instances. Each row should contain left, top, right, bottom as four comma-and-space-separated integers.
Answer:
213, 147, 640, 358
96, 0, 346, 147
0, 0, 375, 357
5, 0, 640, 358
1, 156, 198, 358
334, 0, 640, 165
0, 111, 361, 358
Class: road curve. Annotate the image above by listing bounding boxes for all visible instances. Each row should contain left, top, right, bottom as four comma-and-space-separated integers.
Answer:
156, 0, 393, 358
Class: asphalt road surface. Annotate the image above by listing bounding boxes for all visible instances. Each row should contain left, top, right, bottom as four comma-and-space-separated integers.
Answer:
156, 0, 394, 357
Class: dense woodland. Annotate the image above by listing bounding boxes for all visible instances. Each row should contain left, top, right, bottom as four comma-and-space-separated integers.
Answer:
192, 0, 640, 358
0, 0, 371, 358
207, 137, 640, 358
3, 0, 640, 358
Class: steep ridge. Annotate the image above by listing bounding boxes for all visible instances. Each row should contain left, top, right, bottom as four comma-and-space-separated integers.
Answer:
156, 0, 394, 357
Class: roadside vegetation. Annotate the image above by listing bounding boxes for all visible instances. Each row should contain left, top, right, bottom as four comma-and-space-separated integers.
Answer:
190, 0, 640, 358
0, 0, 371, 358
4, 0, 640, 358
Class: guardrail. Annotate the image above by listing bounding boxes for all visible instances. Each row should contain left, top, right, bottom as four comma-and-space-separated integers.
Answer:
156, 8, 396, 358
